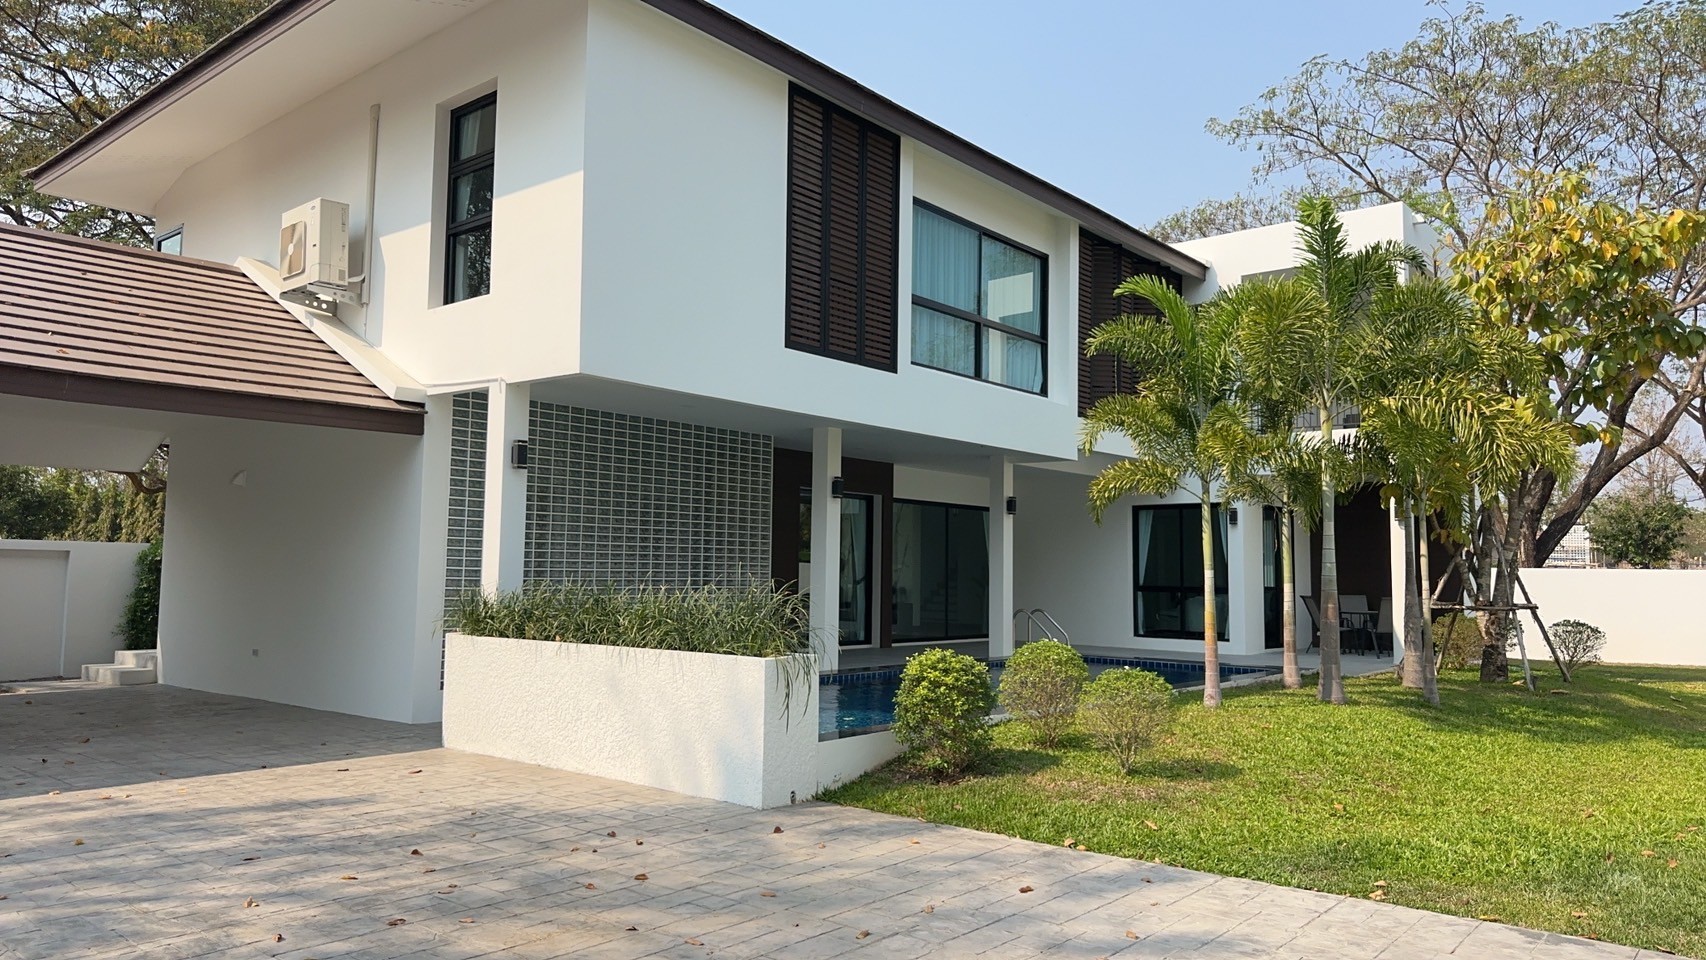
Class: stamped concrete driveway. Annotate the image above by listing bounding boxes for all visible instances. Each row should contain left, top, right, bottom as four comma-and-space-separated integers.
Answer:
0, 683, 1656, 960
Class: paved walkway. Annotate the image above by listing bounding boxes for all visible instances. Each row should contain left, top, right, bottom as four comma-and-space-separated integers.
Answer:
0, 683, 1654, 959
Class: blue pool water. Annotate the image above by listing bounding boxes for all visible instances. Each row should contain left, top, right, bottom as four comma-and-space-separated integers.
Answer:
819, 656, 1277, 737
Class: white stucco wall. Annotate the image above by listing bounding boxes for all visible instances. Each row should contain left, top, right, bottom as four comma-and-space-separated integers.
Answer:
157, 415, 441, 723
1515, 569, 1706, 667
576, 0, 1084, 459
1173, 202, 1439, 299
443, 635, 819, 809
152, 0, 588, 388
0, 540, 148, 682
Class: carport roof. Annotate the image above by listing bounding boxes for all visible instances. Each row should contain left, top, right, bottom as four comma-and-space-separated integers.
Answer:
0, 224, 423, 435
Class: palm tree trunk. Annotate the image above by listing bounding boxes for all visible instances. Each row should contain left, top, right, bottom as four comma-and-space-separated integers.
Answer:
1400, 501, 1426, 690
1280, 507, 1300, 690
1201, 481, 1223, 709
1317, 407, 1345, 704
1418, 512, 1439, 706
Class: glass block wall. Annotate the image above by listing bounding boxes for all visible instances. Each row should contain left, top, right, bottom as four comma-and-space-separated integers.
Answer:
524, 403, 772, 587
443, 390, 489, 617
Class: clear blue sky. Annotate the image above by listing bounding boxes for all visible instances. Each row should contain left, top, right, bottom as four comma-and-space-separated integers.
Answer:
714, 0, 1634, 227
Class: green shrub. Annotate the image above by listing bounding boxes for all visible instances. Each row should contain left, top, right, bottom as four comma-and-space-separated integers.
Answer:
119, 539, 162, 651
448, 581, 809, 658
1432, 613, 1482, 669
1550, 619, 1607, 671
1077, 668, 1174, 774
892, 649, 995, 778
997, 640, 1088, 746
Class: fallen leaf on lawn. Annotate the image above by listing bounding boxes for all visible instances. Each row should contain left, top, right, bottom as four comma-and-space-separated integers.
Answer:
1063, 837, 1076, 848
1332, 803, 1345, 812
633, 873, 648, 881
271, 934, 283, 943
386, 918, 406, 926
855, 930, 869, 940
1476, 915, 1501, 922
1642, 850, 1657, 858
1604, 852, 1615, 862
772, 826, 783, 834
584, 883, 597, 890
339, 875, 359, 881
1581, 809, 1597, 819
1668, 859, 1680, 869
685, 938, 704, 946
1572, 911, 1589, 919
459, 918, 474, 924
1372, 880, 1388, 888
760, 890, 776, 897
409, 849, 422, 856
1143, 820, 1158, 831
1018, 885, 1034, 894
243, 898, 259, 908
1368, 890, 1387, 901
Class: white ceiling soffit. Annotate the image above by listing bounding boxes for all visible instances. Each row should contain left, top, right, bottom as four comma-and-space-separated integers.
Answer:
36, 0, 493, 214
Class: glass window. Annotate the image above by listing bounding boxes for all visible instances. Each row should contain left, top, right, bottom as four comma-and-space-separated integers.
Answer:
1133, 504, 1229, 641
891, 500, 989, 642
910, 204, 1045, 394
444, 94, 496, 303
153, 227, 182, 256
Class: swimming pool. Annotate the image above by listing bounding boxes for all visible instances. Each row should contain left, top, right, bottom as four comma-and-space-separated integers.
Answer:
818, 655, 1278, 738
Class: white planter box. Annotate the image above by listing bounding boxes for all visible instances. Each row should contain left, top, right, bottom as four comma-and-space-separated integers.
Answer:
443, 634, 819, 808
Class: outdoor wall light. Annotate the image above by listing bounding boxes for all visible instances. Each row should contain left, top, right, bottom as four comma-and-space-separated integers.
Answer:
510, 439, 529, 469
1228, 507, 1240, 526
1006, 496, 1018, 515
830, 476, 845, 498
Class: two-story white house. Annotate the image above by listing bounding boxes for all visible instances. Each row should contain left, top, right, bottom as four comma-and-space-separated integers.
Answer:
4, 0, 1417, 727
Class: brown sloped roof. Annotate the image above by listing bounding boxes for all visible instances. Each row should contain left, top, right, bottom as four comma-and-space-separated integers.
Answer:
0, 223, 423, 434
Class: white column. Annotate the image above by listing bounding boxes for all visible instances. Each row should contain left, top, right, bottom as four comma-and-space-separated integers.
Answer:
1228, 501, 1266, 656
808, 427, 842, 673
1388, 500, 1409, 665
480, 380, 530, 595
988, 456, 1015, 658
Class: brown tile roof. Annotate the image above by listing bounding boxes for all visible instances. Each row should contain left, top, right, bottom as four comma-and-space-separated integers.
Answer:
0, 223, 423, 434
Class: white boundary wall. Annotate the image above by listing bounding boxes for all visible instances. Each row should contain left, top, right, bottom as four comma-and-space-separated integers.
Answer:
1519, 569, 1706, 667
0, 540, 147, 682
443, 635, 820, 808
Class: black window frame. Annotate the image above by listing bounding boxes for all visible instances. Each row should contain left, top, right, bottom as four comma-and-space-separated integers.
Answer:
910, 199, 1048, 396
1132, 503, 1230, 642
153, 225, 183, 256
890, 497, 990, 643
444, 92, 497, 305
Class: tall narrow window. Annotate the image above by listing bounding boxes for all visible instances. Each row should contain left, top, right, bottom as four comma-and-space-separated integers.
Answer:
445, 94, 496, 303
911, 203, 1046, 394
785, 85, 900, 370
891, 500, 988, 641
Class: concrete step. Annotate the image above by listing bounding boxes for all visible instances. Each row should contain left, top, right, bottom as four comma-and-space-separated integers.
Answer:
87, 664, 156, 686
114, 649, 158, 669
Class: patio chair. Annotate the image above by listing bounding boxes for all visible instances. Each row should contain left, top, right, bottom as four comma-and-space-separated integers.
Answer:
1302, 596, 1323, 652
1375, 598, 1395, 657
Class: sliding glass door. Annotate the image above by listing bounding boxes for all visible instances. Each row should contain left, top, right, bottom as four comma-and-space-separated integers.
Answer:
890, 500, 988, 642
1132, 503, 1229, 640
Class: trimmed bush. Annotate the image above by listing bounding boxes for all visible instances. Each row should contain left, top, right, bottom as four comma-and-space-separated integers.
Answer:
1077, 668, 1174, 775
1432, 613, 1482, 669
893, 649, 995, 778
997, 640, 1088, 746
1550, 619, 1607, 671
119, 539, 162, 651
448, 581, 809, 658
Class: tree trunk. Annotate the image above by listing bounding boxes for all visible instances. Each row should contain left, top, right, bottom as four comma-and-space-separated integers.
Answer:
1201, 482, 1223, 709
1399, 502, 1427, 690
1418, 512, 1439, 706
1479, 499, 1520, 683
1280, 508, 1301, 690
1316, 408, 1346, 704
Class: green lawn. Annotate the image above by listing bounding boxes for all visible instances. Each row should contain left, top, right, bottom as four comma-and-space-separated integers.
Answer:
820, 664, 1706, 957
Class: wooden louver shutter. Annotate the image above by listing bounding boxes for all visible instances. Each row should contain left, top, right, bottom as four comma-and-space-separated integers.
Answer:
1078, 231, 1171, 415
785, 86, 899, 371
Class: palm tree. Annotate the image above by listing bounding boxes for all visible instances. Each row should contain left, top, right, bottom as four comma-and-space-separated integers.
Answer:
1236, 198, 1420, 704
1082, 277, 1245, 709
